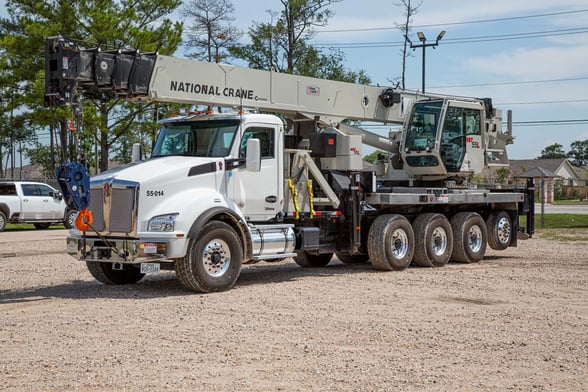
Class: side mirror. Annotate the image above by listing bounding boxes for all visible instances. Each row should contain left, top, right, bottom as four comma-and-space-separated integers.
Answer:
51, 191, 63, 200
131, 142, 142, 162
245, 138, 261, 172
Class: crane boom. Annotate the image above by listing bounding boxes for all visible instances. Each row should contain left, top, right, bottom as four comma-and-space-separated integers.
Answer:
45, 36, 439, 126
45, 36, 514, 182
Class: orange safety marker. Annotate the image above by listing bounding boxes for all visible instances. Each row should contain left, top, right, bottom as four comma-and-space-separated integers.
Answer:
75, 208, 93, 231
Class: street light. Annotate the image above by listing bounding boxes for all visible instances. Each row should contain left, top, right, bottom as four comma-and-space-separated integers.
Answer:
405, 31, 446, 93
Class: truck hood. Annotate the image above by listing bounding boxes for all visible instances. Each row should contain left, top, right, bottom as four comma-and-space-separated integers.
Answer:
91, 156, 220, 184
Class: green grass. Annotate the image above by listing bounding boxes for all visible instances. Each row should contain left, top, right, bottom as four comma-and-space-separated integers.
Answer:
4, 223, 66, 231
520, 214, 588, 242
522, 213, 588, 229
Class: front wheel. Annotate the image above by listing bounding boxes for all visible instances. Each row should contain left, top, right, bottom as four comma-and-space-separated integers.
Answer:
86, 261, 145, 285
0, 211, 6, 232
63, 209, 77, 229
176, 221, 243, 293
368, 214, 414, 271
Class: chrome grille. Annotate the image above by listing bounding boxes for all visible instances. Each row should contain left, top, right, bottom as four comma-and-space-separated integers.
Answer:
89, 188, 105, 231
110, 188, 134, 232
89, 180, 138, 235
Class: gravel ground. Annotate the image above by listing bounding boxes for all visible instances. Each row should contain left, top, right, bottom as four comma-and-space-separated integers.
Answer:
1, 230, 587, 391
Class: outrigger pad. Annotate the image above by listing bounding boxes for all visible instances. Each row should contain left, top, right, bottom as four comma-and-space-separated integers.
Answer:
56, 162, 91, 211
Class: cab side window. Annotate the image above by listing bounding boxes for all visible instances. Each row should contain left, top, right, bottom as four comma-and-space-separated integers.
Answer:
240, 128, 275, 159
21, 184, 39, 196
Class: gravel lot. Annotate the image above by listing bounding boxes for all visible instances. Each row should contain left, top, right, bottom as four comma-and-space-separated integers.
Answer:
1, 229, 587, 391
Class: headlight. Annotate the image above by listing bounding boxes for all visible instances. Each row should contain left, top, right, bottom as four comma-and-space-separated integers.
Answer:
148, 213, 179, 232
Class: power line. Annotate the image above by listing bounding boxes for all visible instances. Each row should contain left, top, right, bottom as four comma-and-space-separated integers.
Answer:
317, 9, 588, 33
313, 27, 588, 49
497, 99, 588, 105
431, 77, 588, 89
512, 119, 588, 126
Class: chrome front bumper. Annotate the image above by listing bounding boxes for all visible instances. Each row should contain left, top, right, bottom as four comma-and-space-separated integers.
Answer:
67, 236, 168, 263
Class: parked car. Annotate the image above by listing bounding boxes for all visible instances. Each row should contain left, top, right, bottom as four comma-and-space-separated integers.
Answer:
0, 181, 76, 232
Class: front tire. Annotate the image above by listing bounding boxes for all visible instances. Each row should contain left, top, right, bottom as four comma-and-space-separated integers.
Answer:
64, 209, 77, 229
486, 211, 512, 250
86, 261, 145, 285
368, 214, 414, 271
176, 221, 243, 293
451, 212, 487, 263
412, 213, 453, 267
0, 211, 7, 232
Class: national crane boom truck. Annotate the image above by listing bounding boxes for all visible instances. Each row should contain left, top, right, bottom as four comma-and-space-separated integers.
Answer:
45, 36, 534, 293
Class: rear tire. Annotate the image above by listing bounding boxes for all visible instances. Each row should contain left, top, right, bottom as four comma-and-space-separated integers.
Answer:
335, 252, 369, 264
295, 251, 333, 267
412, 213, 453, 267
368, 214, 414, 271
451, 212, 487, 263
176, 221, 243, 293
486, 211, 512, 250
86, 261, 145, 285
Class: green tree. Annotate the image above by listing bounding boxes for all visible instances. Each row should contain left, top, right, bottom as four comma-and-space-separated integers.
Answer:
182, 0, 241, 63
230, 0, 367, 83
567, 140, 588, 166
0, 0, 183, 172
363, 150, 388, 165
495, 167, 511, 184
538, 143, 566, 159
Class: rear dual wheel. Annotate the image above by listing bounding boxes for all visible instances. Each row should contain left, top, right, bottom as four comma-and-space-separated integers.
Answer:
451, 212, 487, 263
368, 214, 414, 271
486, 210, 512, 250
412, 213, 453, 267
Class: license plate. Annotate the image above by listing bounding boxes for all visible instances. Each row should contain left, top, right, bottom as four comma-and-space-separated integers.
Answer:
141, 263, 160, 274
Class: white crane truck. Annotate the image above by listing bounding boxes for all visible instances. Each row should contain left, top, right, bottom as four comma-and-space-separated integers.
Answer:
45, 36, 534, 293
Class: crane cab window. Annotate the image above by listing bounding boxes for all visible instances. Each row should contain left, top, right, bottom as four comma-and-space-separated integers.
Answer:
240, 128, 275, 159
441, 106, 481, 172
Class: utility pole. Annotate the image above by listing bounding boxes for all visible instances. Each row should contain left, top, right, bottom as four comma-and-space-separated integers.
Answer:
405, 31, 445, 93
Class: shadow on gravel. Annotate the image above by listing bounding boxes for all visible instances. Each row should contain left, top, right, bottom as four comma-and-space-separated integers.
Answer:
0, 257, 507, 304
0, 261, 380, 303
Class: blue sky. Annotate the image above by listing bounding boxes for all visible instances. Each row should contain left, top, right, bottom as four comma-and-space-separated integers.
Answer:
1, 0, 587, 161
229, 0, 588, 160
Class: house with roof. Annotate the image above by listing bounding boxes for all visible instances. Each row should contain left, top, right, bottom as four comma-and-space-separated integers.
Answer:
506, 158, 586, 202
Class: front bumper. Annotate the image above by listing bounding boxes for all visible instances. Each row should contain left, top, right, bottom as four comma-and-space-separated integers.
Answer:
67, 236, 169, 263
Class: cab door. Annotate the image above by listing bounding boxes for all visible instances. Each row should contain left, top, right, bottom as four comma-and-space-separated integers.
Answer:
232, 125, 283, 222
20, 183, 63, 219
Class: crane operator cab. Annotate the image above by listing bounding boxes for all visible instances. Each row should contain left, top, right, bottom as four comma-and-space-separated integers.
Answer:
401, 98, 489, 182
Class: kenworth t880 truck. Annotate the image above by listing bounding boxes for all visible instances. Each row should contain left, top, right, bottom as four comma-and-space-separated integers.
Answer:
45, 36, 534, 293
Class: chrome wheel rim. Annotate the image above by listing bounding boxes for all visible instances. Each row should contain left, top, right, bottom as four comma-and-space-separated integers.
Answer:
468, 225, 483, 253
391, 229, 410, 259
431, 226, 448, 256
202, 239, 231, 277
496, 216, 511, 244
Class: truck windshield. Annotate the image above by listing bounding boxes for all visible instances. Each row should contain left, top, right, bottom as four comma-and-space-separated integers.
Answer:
405, 100, 444, 151
152, 119, 241, 158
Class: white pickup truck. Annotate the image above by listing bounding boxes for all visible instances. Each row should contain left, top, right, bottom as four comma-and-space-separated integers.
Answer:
0, 181, 76, 232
